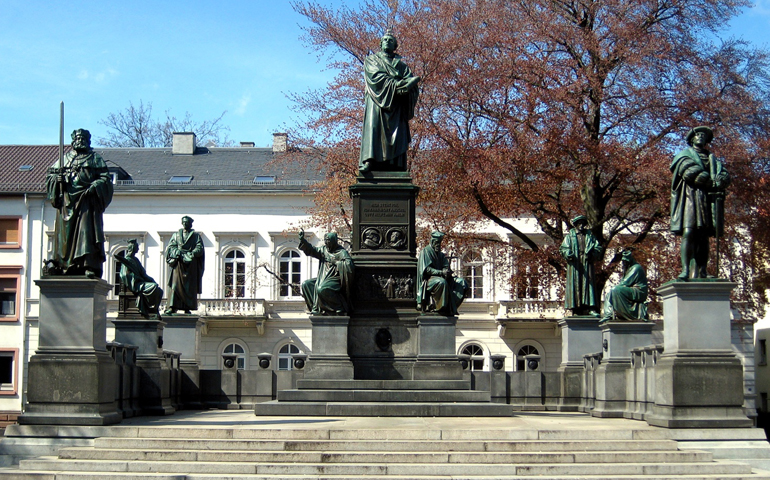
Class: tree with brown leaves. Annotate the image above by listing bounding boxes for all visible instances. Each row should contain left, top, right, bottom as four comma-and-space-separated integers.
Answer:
284, 0, 770, 316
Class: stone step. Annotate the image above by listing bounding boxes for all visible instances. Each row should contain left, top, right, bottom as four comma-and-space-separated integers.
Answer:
253, 401, 513, 416
276, 389, 491, 402
57, 447, 711, 464
5, 425, 672, 441
3, 472, 770, 480
13, 459, 757, 476
92, 437, 681, 452
295, 379, 472, 390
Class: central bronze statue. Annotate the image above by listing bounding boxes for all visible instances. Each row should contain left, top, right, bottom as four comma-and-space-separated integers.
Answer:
417, 231, 468, 316
45, 129, 113, 278
299, 230, 355, 315
670, 126, 730, 279
359, 30, 421, 173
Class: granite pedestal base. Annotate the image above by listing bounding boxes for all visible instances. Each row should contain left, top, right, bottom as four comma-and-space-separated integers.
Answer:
19, 278, 121, 426
112, 317, 174, 416
304, 315, 354, 379
163, 315, 203, 408
646, 280, 752, 428
592, 321, 654, 418
556, 316, 602, 411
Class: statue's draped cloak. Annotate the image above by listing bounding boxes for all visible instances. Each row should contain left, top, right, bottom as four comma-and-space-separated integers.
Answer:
670, 146, 730, 236
166, 229, 205, 311
417, 244, 467, 316
602, 262, 648, 322
299, 238, 354, 315
359, 51, 419, 171
559, 229, 603, 311
118, 254, 163, 317
46, 150, 113, 275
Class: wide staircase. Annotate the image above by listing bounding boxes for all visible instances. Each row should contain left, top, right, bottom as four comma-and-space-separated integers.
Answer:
2, 412, 770, 479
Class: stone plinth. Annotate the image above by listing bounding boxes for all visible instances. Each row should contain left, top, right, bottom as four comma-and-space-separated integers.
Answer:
647, 280, 751, 428
557, 316, 601, 411
592, 321, 654, 418
163, 315, 204, 409
304, 315, 354, 379
112, 317, 174, 416
414, 315, 463, 380
19, 278, 121, 426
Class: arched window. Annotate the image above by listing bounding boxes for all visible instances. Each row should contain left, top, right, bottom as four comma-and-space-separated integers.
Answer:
460, 343, 485, 371
113, 248, 126, 296
279, 250, 302, 298
278, 343, 302, 370
516, 344, 540, 371
224, 249, 246, 298
462, 250, 484, 299
223, 342, 247, 370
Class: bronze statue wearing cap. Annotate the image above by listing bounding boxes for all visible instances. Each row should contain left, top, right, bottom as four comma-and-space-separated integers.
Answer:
670, 126, 730, 279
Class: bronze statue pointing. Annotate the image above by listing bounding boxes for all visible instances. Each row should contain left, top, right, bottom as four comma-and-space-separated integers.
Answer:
45, 129, 113, 278
670, 126, 730, 280
359, 31, 421, 173
299, 229, 355, 315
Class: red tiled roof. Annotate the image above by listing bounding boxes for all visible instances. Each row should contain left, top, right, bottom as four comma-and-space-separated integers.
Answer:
0, 145, 69, 194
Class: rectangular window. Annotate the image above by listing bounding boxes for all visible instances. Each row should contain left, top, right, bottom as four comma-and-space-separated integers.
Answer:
760, 339, 767, 366
0, 217, 22, 248
0, 268, 21, 321
0, 349, 18, 395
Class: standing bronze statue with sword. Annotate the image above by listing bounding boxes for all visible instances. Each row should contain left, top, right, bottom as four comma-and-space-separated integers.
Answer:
670, 126, 730, 280
45, 103, 114, 278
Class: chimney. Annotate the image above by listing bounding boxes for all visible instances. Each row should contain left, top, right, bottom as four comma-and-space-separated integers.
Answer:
240, 141, 255, 148
172, 132, 197, 155
272, 133, 287, 153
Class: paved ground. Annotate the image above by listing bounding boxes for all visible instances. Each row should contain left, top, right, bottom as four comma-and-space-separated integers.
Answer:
116, 409, 667, 432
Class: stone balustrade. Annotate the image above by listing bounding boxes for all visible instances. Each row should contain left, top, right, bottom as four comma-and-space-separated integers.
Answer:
196, 298, 266, 317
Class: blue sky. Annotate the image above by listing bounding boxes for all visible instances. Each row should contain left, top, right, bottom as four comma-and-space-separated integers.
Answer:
1, 0, 769, 147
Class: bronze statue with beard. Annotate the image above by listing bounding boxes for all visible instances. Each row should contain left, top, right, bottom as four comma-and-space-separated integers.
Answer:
45, 129, 113, 278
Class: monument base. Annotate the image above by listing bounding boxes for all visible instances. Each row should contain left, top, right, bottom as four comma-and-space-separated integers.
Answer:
304, 315, 354, 379
19, 351, 121, 426
557, 316, 602, 411
592, 321, 654, 418
646, 352, 752, 428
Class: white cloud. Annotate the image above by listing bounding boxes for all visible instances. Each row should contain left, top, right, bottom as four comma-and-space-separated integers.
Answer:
234, 93, 251, 116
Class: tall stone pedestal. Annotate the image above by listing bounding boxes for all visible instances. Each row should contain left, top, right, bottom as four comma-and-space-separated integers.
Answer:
592, 321, 654, 418
19, 278, 121, 426
349, 172, 445, 380
304, 315, 354, 379
113, 316, 174, 416
556, 316, 601, 411
646, 280, 752, 428
163, 315, 204, 408
414, 315, 463, 380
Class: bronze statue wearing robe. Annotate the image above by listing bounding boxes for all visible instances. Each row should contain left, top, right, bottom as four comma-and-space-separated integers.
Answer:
45, 129, 113, 278
165, 216, 205, 314
359, 32, 420, 173
560, 215, 603, 316
299, 231, 354, 315
601, 250, 648, 323
417, 231, 467, 316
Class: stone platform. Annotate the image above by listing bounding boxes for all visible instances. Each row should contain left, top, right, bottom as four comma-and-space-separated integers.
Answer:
2, 410, 770, 478
255, 378, 512, 417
